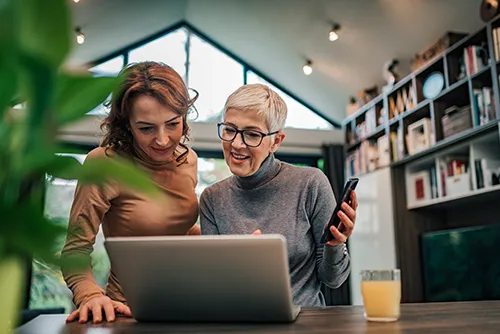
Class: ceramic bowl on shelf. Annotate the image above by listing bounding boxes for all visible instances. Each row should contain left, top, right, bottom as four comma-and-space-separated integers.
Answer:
422, 72, 444, 99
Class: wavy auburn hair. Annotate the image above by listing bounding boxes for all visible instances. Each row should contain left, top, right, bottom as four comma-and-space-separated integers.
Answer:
100, 61, 198, 165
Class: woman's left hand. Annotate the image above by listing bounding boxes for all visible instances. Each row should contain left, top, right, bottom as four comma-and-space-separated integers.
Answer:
326, 190, 358, 247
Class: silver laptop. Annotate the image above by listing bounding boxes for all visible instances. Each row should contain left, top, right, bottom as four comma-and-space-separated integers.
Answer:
104, 234, 301, 323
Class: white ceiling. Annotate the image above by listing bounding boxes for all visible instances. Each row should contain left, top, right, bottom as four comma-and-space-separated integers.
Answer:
68, 0, 485, 125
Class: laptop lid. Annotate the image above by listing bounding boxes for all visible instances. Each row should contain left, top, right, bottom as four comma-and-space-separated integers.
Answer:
104, 234, 301, 323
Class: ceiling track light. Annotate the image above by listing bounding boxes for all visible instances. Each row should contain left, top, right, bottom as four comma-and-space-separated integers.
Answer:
75, 27, 85, 44
329, 23, 341, 42
303, 60, 313, 76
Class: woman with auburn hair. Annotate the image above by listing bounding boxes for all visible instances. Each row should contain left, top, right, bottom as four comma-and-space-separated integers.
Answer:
61, 61, 200, 323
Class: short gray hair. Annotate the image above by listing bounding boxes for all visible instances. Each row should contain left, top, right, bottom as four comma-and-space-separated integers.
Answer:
223, 84, 287, 132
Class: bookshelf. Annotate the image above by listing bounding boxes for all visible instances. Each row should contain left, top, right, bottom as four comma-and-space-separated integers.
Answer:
343, 15, 500, 203
343, 14, 500, 304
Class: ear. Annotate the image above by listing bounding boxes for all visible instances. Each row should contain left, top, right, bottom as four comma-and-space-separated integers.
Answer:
269, 132, 286, 153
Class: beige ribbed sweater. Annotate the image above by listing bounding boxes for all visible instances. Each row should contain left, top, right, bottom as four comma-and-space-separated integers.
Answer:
61, 145, 199, 307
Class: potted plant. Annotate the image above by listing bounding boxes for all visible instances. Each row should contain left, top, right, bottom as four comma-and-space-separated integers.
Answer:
0, 0, 160, 332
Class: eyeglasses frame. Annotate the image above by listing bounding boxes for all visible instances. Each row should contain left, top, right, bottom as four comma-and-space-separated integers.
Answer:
217, 122, 280, 148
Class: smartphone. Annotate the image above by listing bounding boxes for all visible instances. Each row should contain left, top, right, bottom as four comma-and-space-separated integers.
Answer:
321, 177, 359, 243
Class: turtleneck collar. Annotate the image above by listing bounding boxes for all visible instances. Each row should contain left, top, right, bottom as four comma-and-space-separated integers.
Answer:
234, 153, 281, 189
131, 140, 176, 171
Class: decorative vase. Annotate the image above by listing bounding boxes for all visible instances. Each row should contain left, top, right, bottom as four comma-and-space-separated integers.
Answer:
0, 256, 25, 334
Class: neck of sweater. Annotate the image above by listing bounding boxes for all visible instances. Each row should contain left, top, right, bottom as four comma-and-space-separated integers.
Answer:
131, 140, 175, 171
234, 153, 281, 189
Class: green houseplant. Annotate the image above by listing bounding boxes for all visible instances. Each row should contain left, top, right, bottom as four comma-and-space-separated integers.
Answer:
0, 0, 160, 332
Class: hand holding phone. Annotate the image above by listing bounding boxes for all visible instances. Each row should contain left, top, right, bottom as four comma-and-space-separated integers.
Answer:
321, 177, 359, 244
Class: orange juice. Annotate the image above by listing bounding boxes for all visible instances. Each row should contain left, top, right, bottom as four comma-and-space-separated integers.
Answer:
361, 280, 401, 322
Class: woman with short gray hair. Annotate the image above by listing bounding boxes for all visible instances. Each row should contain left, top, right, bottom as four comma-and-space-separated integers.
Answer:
200, 83, 358, 307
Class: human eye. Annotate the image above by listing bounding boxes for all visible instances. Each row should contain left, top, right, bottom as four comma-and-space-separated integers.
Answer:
245, 131, 262, 139
224, 126, 236, 135
139, 127, 154, 133
166, 122, 180, 129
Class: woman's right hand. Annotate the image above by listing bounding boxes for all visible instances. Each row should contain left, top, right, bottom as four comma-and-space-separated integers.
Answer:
66, 295, 132, 323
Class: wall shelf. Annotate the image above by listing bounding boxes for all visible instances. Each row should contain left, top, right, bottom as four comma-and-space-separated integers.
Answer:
392, 120, 499, 167
408, 183, 500, 209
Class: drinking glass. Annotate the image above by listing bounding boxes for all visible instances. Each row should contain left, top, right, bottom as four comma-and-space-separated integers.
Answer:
360, 269, 401, 322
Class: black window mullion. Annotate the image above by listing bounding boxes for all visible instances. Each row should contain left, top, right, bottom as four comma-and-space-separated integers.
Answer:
185, 29, 191, 86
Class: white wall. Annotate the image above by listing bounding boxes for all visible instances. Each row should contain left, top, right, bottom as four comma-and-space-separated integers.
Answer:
59, 115, 344, 155
348, 167, 397, 305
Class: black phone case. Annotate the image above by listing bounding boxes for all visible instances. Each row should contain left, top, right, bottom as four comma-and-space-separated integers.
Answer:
321, 177, 359, 244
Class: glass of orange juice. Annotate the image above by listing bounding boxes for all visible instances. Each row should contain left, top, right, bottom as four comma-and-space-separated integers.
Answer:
360, 269, 401, 322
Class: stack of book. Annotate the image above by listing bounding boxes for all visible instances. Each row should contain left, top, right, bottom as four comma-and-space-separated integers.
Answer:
441, 105, 472, 139
472, 87, 496, 126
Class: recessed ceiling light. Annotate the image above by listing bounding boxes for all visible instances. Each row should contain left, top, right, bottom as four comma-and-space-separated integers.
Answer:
303, 60, 313, 76
75, 27, 85, 44
329, 23, 341, 42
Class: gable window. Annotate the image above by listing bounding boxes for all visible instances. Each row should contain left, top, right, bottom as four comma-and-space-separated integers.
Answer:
246, 71, 333, 130
87, 56, 125, 115
187, 33, 244, 122
86, 24, 336, 129
128, 27, 188, 80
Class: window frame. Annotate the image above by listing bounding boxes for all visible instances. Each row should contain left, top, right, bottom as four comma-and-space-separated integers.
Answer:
87, 21, 340, 129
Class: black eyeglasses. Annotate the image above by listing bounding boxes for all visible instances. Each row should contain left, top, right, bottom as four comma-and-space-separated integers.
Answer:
217, 123, 279, 148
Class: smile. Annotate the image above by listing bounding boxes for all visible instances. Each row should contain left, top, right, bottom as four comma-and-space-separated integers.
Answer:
152, 147, 171, 154
231, 152, 249, 160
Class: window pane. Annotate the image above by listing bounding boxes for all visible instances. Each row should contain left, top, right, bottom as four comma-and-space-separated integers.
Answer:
188, 33, 244, 122
194, 157, 232, 226
89, 56, 124, 77
30, 153, 109, 313
128, 27, 188, 80
246, 72, 333, 130
87, 56, 125, 115
196, 157, 232, 198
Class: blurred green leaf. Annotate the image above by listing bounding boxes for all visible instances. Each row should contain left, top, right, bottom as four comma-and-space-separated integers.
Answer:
0, 61, 17, 116
17, 144, 89, 178
0, 0, 17, 115
14, 0, 70, 68
0, 203, 66, 261
20, 53, 57, 148
55, 73, 122, 125
50, 155, 162, 198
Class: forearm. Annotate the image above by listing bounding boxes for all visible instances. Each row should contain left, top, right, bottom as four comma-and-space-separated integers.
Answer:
64, 270, 105, 307
317, 243, 351, 289
61, 250, 105, 307
200, 217, 219, 234
199, 191, 219, 235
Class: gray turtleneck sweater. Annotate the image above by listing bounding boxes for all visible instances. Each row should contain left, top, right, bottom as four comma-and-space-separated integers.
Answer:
199, 153, 351, 307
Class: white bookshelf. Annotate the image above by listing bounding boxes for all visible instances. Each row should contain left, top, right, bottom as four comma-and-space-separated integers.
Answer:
405, 123, 500, 209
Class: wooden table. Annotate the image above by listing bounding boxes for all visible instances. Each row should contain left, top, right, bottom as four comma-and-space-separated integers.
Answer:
15, 300, 500, 333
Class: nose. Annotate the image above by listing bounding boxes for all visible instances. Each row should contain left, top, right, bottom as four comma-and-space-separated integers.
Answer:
231, 132, 246, 149
155, 129, 170, 147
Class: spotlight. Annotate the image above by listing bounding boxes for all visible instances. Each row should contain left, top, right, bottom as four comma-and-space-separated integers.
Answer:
329, 23, 341, 42
303, 60, 313, 76
73, 0, 80, 3
75, 27, 85, 44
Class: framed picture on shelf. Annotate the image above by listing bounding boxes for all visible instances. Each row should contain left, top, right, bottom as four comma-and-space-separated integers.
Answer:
407, 118, 433, 155
408, 170, 432, 203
